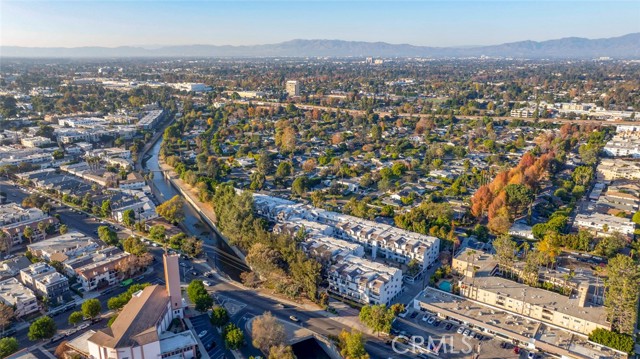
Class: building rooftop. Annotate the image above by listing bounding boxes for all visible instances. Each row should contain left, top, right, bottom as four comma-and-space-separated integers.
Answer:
0, 277, 36, 305
453, 249, 609, 326
89, 285, 169, 348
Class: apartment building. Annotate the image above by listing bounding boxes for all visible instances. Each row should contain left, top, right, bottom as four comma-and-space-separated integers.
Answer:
451, 249, 610, 336
596, 158, 640, 181
0, 277, 38, 317
328, 254, 402, 305
70, 248, 131, 291
253, 193, 440, 269
0, 203, 57, 245
20, 262, 69, 301
27, 231, 99, 262
603, 130, 640, 158
573, 212, 636, 238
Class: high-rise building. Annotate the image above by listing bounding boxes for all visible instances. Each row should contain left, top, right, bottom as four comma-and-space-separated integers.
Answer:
286, 80, 300, 96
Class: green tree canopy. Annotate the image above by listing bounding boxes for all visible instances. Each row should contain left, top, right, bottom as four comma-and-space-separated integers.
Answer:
28, 316, 56, 341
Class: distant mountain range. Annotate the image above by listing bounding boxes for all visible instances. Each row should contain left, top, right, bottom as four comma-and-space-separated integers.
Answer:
2, 33, 639, 59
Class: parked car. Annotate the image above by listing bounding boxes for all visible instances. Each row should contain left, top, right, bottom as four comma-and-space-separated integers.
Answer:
422, 315, 430, 322
433, 319, 442, 327
457, 326, 465, 334
198, 330, 207, 338
427, 316, 436, 325
289, 315, 299, 322
444, 323, 453, 330
410, 312, 418, 319
463, 329, 471, 336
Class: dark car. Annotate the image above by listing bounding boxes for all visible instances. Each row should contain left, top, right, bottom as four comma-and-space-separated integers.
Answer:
410, 312, 418, 319
444, 323, 453, 330
434, 319, 442, 327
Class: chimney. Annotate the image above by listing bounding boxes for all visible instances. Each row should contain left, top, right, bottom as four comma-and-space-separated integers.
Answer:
163, 253, 183, 317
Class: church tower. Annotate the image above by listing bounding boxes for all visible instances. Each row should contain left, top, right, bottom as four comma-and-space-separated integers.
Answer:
163, 252, 183, 318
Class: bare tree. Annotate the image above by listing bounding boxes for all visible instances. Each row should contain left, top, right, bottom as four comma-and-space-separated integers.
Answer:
0, 303, 15, 335
251, 311, 286, 355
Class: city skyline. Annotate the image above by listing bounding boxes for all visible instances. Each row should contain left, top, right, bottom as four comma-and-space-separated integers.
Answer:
1, 1, 639, 48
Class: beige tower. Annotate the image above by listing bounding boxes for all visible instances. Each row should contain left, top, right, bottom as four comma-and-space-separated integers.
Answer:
163, 253, 183, 317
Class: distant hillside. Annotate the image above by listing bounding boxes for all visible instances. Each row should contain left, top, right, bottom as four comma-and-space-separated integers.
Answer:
2, 33, 639, 58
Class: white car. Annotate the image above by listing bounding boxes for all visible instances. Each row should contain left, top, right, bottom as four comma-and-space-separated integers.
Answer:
289, 315, 299, 322
422, 315, 430, 322
198, 330, 207, 338
463, 329, 471, 337
427, 316, 436, 325
203, 281, 211, 286
457, 326, 465, 334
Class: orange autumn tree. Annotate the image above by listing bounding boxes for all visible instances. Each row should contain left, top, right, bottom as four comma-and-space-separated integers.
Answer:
471, 151, 554, 234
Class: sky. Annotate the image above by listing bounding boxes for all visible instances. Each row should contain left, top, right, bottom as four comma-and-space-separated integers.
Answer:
1, 1, 639, 48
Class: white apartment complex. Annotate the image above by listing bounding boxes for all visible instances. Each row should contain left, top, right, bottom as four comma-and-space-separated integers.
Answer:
328, 254, 402, 305
603, 127, 640, 158
574, 212, 636, 238
20, 262, 69, 300
253, 193, 440, 269
0, 277, 38, 317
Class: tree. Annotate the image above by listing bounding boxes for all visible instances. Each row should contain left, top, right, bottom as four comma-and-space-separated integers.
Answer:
302, 158, 317, 173
101, 200, 111, 218
59, 224, 69, 235
249, 172, 266, 190
251, 312, 285, 355
68, 311, 84, 326
588, 328, 634, 354
268, 344, 296, 359
603, 255, 640, 334
122, 209, 136, 227
23, 226, 35, 243
358, 304, 395, 336
123, 237, 147, 255
149, 225, 166, 242
0, 337, 19, 358
257, 152, 273, 175
180, 236, 203, 257
572, 165, 594, 186
82, 299, 102, 320
156, 195, 185, 224
98, 226, 119, 246
187, 280, 212, 312
504, 183, 534, 216
275, 162, 292, 180
0, 303, 14, 335
223, 324, 244, 350
493, 234, 517, 277
280, 127, 296, 153
210, 306, 230, 327
406, 259, 421, 276
338, 329, 369, 359
291, 176, 308, 196
632, 211, 640, 225
28, 316, 56, 341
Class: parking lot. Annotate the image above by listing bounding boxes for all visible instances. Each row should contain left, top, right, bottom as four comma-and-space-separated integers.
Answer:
188, 314, 224, 359
393, 309, 537, 359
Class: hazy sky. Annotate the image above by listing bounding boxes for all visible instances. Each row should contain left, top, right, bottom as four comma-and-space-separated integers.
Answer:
1, 1, 639, 48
